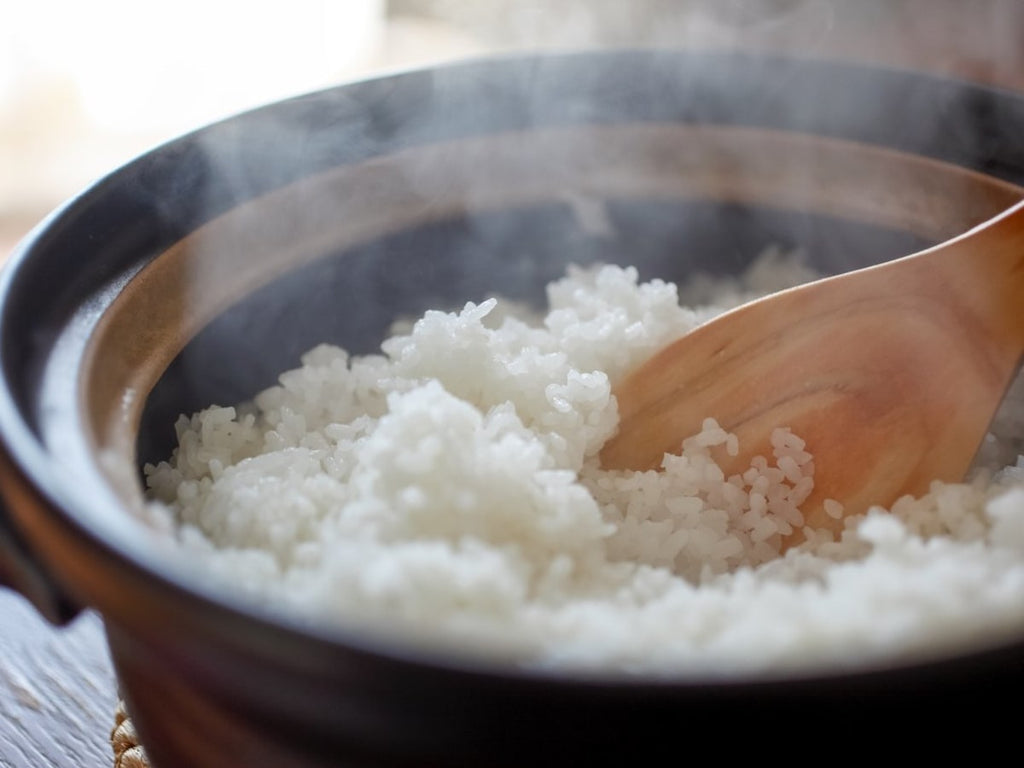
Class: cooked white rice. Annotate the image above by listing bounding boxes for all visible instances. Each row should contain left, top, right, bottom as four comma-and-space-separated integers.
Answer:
144, 252, 1024, 676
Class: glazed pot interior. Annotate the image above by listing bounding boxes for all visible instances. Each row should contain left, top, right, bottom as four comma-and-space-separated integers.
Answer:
79, 122, 1024, 528
5, 53, 1024, 768
4, 51, 1024, 679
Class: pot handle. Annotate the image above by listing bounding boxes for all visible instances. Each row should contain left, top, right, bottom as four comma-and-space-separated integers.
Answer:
0, 448, 82, 625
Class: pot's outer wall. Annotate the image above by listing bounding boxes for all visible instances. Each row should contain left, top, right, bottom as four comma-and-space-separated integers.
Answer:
1, 52, 1024, 765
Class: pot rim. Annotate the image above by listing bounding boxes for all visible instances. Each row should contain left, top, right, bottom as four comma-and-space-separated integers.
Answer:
1, 48, 1023, 688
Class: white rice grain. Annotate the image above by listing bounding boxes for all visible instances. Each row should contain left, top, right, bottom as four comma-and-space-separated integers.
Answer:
144, 257, 1024, 677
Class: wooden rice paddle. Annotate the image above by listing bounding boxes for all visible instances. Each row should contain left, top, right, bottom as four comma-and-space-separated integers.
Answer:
600, 200, 1024, 536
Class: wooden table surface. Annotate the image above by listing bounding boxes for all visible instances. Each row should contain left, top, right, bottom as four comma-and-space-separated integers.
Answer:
0, 596, 116, 768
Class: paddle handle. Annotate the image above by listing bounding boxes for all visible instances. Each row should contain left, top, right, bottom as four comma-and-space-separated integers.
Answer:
917, 197, 1024, 352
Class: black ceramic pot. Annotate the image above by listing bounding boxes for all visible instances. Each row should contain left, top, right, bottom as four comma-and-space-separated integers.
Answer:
1, 51, 1023, 765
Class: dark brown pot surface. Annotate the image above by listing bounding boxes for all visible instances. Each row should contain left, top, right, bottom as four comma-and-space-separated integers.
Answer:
1, 51, 1024, 764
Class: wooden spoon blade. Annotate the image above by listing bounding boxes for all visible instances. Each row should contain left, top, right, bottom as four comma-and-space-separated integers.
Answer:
601, 203, 1024, 535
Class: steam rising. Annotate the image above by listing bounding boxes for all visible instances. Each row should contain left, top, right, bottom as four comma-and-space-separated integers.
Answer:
139, 2, 1024, 465
392, 0, 836, 50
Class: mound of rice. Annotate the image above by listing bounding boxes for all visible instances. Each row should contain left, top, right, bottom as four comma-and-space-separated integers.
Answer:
144, 254, 1024, 676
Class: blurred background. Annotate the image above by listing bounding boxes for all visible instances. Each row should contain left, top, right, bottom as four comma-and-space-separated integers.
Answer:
2, 0, 1023, 261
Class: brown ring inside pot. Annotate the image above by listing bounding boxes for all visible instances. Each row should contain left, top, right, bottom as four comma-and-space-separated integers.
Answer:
77, 123, 1024, 513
